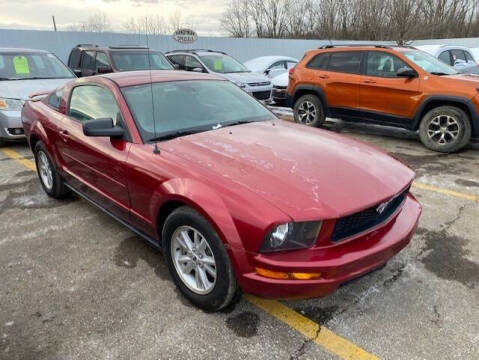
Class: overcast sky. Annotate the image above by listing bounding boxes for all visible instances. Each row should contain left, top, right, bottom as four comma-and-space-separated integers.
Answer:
0, 0, 226, 36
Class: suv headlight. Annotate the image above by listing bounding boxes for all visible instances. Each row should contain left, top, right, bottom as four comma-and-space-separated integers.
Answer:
233, 81, 246, 89
0, 98, 24, 111
260, 221, 322, 252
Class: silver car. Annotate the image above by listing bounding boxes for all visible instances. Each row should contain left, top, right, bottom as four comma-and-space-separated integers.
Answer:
415, 45, 479, 74
165, 49, 273, 101
0, 48, 75, 145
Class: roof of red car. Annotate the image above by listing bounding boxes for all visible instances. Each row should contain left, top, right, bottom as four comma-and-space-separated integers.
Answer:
100, 70, 225, 87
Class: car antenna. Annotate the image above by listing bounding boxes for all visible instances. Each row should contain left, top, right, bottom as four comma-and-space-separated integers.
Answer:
145, 18, 160, 154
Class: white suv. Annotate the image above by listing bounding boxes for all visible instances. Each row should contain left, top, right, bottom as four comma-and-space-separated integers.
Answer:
165, 49, 272, 101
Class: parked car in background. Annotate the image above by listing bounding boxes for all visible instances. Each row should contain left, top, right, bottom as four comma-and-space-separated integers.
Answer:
288, 44, 479, 153
22, 70, 421, 311
271, 72, 289, 106
0, 48, 75, 146
415, 44, 479, 74
67, 44, 173, 77
165, 49, 272, 101
244, 56, 298, 78
470, 47, 479, 62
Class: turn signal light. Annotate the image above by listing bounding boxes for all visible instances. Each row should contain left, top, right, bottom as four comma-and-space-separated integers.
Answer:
255, 267, 321, 280
0, 100, 6, 109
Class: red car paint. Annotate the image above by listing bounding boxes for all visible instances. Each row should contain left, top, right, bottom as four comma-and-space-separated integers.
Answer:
22, 70, 422, 299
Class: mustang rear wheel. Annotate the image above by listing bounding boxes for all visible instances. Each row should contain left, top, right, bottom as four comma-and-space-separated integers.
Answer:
162, 206, 239, 311
293, 94, 325, 127
34, 141, 70, 198
419, 106, 471, 153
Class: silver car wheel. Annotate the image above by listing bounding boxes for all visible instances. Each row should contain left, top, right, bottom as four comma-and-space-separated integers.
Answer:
170, 225, 217, 295
38, 151, 53, 190
427, 115, 460, 145
297, 101, 317, 125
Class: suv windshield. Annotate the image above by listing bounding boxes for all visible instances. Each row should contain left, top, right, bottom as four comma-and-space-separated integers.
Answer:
111, 51, 173, 71
122, 80, 274, 142
0, 52, 74, 80
401, 50, 458, 75
199, 54, 249, 73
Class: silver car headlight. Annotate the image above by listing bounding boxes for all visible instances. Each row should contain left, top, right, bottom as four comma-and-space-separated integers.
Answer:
260, 221, 322, 252
232, 81, 246, 89
0, 98, 24, 111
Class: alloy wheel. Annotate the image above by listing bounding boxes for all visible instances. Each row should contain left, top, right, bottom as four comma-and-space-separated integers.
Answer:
38, 151, 53, 190
427, 115, 460, 145
170, 225, 217, 295
297, 101, 317, 125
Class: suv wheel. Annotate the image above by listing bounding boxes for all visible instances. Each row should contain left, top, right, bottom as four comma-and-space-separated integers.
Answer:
293, 94, 325, 127
0, 138, 5, 147
419, 106, 471, 153
162, 206, 239, 312
34, 141, 70, 198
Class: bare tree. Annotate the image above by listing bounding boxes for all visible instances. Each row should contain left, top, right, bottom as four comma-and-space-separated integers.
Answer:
123, 15, 169, 35
69, 13, 110, 32
221, 0, 251, 37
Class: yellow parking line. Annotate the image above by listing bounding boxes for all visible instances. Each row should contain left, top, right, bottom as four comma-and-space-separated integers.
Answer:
412, 181, 479, 203
0, 148, 36, 171
245, 294, 379, 359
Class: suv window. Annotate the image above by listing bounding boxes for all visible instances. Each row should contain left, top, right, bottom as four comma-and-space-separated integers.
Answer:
184, 55, 205, 72
327, 52, 362, 74
451, 49, 466, 63
68, 48, 81, 68
48, 88, 63, 110
80, 51, 96, 70
366, 52, 411, 78
438, 51, 451, 65
269, 61, 286, 70
96, 52, 110, 68
69, 85, 122, 124
168, 55, 186, 70
465, 51, 475, 63
306, 53, 329, 70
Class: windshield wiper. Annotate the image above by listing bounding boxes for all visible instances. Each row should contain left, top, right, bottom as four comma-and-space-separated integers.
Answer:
148, 129, 205, 142
430, 72, 451, 76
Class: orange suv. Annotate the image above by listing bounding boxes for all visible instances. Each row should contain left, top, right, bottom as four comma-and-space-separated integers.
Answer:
288, 45, 479, 152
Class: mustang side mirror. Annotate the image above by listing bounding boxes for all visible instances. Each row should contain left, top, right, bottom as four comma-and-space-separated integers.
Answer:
396, 67, 417, 78
83, 118, 124, 138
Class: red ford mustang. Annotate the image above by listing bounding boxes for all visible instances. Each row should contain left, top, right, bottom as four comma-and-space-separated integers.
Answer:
22, 70, 422, 311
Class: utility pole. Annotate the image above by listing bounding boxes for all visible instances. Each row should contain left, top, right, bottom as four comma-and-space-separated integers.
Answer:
52, 16, 57, 32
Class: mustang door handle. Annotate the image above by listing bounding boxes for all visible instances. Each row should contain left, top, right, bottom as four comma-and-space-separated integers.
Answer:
363, 79, 376, 84
59, 130, 69, 142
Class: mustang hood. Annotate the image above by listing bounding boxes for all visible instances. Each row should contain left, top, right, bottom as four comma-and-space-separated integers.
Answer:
0, 78, 73, 100
163, 121, 414, 220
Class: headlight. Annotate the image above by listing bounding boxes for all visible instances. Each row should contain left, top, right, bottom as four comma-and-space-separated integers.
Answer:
233, 81, 246, 89
0, 98, 24, 111
260, 221, 322, 252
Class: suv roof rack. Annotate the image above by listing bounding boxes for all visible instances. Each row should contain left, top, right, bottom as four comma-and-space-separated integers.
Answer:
75, 44, 99, 48
109, 45, 149, 49
318, 43, 416, 50
165, 49, 227, 55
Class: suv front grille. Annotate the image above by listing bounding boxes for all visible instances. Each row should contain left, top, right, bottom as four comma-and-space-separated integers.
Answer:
252, 90, 271, 100
248, 81, 271, 87
331, 187, 409, 243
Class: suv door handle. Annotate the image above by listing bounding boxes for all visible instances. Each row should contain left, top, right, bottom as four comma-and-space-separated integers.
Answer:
318, 74, 329, 79
363, 79, 376, 84
59, 130, 69, 142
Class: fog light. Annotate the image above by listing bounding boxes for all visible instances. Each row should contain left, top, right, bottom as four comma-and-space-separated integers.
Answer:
255, 267, 321, 280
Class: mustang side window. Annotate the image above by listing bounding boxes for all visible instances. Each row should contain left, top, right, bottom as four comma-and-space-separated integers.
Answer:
69, 85, 122, 124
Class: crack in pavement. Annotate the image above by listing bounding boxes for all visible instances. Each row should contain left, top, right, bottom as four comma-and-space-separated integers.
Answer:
289, 327, 322, 360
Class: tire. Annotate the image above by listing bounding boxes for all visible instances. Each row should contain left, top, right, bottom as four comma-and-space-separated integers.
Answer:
34, 141, 70, 198
293, 94, 325, 127
0, 138, 5, 147
162, 206, 239, 312
419, 106, 471, 153
273, 99, 287, 107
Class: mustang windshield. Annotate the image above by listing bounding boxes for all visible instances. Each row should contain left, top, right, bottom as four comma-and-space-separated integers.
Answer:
111, 52, 173, 71
122, 80, 274, 142
199, 54, 249, 73
0, 52, 74, 80
401, 50, 458, 75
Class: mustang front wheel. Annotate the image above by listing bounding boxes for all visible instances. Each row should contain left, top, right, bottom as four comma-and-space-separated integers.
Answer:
162, 206, 239, 311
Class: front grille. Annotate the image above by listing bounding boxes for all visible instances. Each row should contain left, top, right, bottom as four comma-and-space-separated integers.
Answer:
248, 81, 271, 87
252, 90, 271, 100
331, 187, 409, 243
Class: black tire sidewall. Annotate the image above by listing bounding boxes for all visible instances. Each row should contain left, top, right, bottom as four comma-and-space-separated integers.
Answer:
34, 141, 66, 198
419, 106, 471, 153
162, 206, 237, 312
293, 94, 325, 127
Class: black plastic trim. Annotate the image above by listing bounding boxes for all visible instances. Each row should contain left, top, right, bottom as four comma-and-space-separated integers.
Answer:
291, 85, 330, 116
